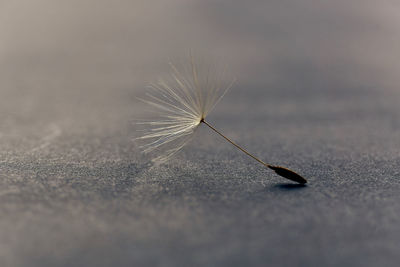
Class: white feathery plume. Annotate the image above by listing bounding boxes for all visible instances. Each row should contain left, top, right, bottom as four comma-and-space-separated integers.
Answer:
137, 54, 307, 184
136, 54, 233, 163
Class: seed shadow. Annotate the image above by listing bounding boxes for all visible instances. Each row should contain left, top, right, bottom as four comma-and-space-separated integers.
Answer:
273, 183, 308, 191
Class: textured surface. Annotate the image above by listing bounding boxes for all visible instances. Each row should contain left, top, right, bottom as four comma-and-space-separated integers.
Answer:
1, 1, 400, 266
1, 86, 400, 267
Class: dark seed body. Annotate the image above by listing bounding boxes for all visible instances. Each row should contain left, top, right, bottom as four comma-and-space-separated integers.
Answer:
268, 166, 307, 184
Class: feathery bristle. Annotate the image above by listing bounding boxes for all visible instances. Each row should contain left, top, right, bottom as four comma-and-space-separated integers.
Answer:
136, 54, 234, 162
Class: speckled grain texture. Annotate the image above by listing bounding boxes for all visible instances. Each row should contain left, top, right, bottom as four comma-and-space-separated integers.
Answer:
1, 86, 399, 267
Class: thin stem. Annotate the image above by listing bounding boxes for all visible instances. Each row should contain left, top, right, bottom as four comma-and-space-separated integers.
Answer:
201, 119, 270, 167
201, 119, 307, 184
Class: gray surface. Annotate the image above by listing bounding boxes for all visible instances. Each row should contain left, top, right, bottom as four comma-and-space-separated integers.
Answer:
1, 87, 400, 267
1, 1, 400, 267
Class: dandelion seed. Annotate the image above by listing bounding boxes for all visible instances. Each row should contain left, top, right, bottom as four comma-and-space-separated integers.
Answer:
137, 54, 307, 184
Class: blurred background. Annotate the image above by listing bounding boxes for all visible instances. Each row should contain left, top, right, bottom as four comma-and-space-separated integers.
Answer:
2, 0, 400, 100
1, 0, 399, 143
1, 0, 400, 135
1, 1, 400, 266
